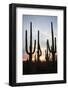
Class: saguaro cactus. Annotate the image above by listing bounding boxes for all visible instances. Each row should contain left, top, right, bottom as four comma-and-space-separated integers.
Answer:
25, 22, 36, 62
45, 40, 49, 62
37, 30, 42, 61
47, 22, 56, 62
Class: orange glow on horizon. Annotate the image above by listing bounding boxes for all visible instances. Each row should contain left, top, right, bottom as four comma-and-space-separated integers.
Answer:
23, 48, 56, 62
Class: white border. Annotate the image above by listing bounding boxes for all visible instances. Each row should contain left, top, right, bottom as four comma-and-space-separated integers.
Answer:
16, 7, 64, 83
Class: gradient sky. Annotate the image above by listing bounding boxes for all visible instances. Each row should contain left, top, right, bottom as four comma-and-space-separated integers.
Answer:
22, 15, 57, 61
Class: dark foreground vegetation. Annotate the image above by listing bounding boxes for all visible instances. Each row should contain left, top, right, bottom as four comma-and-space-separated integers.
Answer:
23, 60, 57, 75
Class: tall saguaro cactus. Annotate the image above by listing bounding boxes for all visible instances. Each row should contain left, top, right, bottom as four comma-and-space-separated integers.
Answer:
25, 22, 36, 62
45, 40, 49, 62
37, 30, 42, 61
48, 22, 56, 62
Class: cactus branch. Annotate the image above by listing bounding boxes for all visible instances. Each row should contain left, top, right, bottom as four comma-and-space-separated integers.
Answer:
32, 40, 36, 54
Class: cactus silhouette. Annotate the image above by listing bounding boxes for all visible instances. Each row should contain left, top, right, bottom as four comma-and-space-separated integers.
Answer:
34, 54, 36, 62
25, 22, 36, 62
45, 40, 49, 62
47, 22, 56, 62
37, 30, 42, 61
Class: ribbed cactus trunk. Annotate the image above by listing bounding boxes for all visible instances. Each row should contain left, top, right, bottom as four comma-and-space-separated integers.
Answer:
47, 22, 56, 62
37, 30, 42, 62
25, 22, 36, 62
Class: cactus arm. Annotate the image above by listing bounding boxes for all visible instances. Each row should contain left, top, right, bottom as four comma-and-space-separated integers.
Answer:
32, 40, 36, 54
54, 37, 56, 53
47, 40, 48, 55
47, 40, 52, 52
39, 49, 42, 56
25, 30, 30, 54
38, 30, 39, 51
39, 44, 42, 56
45, 50, 46, 59
38, 31, 42, 56
51, 22, 54, 50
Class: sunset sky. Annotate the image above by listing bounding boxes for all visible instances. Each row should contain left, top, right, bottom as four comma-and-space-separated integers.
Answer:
22, 15, 57, 61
